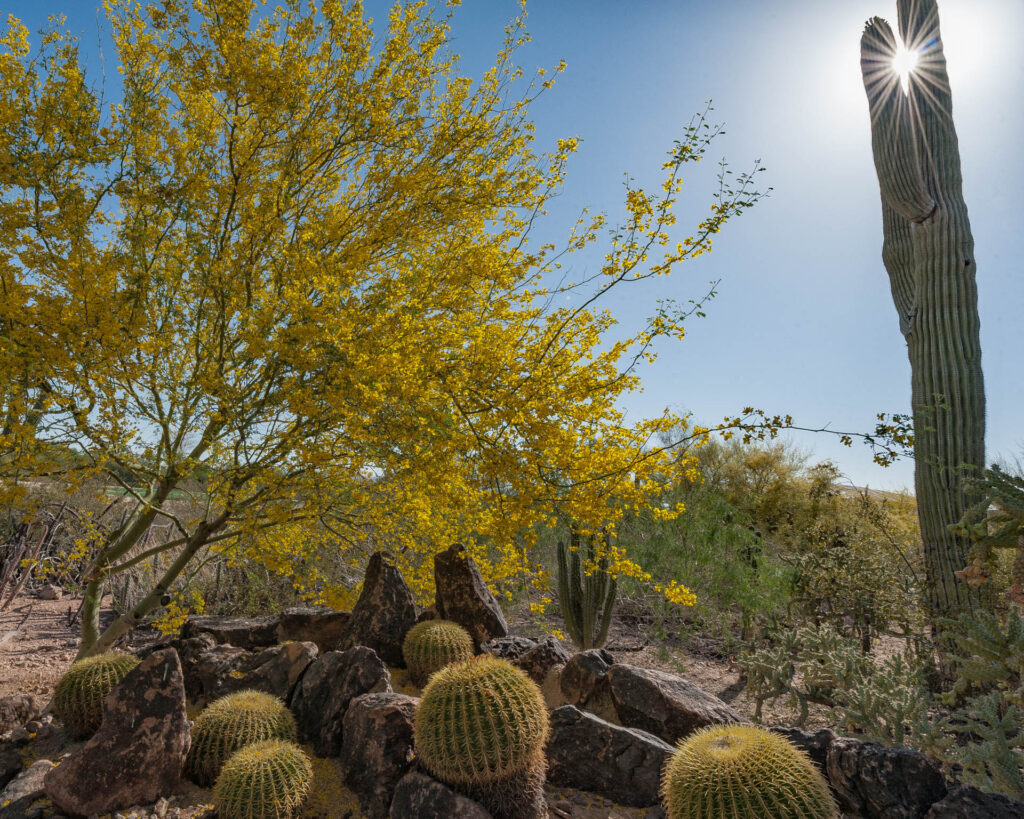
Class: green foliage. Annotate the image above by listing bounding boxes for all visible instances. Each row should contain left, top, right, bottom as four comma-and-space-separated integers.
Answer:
213, 739, 312, 819
413, 655, 549, 786
186, 690, 298, 786
660, 724, 838, 819
948, 692, 1024, 798
556, 527, 617, 649
402, 619, 474, 686
52, 652, 139, 739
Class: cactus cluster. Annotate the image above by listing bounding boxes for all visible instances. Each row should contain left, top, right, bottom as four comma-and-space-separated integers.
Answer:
661, 724, 838, 819
402, 619, 474, 686
186, 690, 298, 786
557, 527, 617, 650
214, 739, 312, 819
414, 655, 549, 819
52, 652, 139, 739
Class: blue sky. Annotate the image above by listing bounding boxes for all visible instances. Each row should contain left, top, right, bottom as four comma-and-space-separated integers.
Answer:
8, 0, 1022, 491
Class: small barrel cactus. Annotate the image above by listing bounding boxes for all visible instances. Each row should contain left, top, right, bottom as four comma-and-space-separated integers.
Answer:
52, 652, 139, 739
402, 619, 474, 686
414, 655, 549, 819
186, 690, 298, 786
214, 739, 312, 819
661, 724, 839, 819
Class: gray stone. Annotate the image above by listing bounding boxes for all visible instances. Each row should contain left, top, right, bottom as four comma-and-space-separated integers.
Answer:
826, 736, 947, 818
36, 584, 62, 601
338, 692, 418, 819
560, 649, 614, 705
608, 663, 744, 744
44, 649, 190, 816
0, 697, 38, 736
192, 640, 318, 707
389, 770, 493, 818
180, 614, 279, 649
517, 637, 570, 684
276, 607, 350, 653
290, 647, 392, 756
0, 760, 52, 815
925, 784, 1024, 818
480, 636, 539, 661
434, 543, 508, 649
546, 705, 673, 807
337, 552, 417, 667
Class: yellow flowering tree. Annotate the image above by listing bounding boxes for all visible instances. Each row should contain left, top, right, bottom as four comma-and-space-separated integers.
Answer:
0, 0, 766, 656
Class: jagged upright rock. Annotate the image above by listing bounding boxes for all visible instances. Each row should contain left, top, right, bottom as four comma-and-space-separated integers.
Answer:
434, 543, 508, 649
44, 648, 189, 816
337, 552, 417, 666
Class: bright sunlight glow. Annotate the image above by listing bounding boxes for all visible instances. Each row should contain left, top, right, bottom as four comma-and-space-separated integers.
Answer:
893, 40, 920, 95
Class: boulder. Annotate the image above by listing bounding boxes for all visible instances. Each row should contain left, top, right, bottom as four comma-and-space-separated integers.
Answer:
608, 663, 744, 744
560, 649, 616, 721
44, 648, 189, 816
180, 614, 279, 649
192, 641, 318, 706
36, 583, 62, 600
517, 637, 570, 684
336, 552, 417, 666
826, 736, 948, 818
0, 760, 52, 816
546, 705, 673, 807
925, 784, 1024, 818
290, 647, 392, 756
338, 692, 419, 819
480, 635, 540, 661
276, 606, 350, 653
389, 770, 493, 818
433, 543, 508, 649
136, 633, 218, 700
771, 726, 837, 775
0, 696, 38, 735
0, 740, 21, 791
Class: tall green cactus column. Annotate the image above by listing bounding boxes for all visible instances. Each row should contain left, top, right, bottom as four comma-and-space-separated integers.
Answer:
859, 0, 985, 621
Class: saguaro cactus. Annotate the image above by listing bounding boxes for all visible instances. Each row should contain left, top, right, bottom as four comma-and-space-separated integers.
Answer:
557, 527, 617, 649
860, 0, 985, 621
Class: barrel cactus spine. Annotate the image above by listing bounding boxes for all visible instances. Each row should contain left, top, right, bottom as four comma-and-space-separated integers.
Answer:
52, 652, 139, 739
402, 619, 474, 686
214, 739, 312, 819
413, 655, 550, 819
186, 689, 298, 786
661, 724, 839, 819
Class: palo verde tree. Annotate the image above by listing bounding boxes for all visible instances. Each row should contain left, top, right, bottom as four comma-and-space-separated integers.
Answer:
860, 0, 985, 622
0, 0, 765, 656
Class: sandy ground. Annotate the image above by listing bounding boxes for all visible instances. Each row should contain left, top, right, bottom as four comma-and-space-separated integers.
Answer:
0, 592, 85, 704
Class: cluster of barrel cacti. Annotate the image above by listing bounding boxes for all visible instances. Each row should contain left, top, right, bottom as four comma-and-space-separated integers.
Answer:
187, 690, 310, 818
52, 652, 139, 739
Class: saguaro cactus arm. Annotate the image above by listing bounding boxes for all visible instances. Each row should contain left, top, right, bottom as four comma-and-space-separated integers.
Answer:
859, 0, 986, 620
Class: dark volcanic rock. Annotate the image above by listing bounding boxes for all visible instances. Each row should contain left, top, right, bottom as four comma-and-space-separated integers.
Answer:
338, 692, 419, 819
389, 770, 493, 818
181, 614, 279, 649
336, 552, 416, 667
44, 648, 189, 816
192, 641, 318, 706
771, 726, 837, 775
925, 784, 1024, 818
0, 740, 21, 791
480, 636, 540, 661
433, 543, 508, 649
276, 606, 350, 653
546, 705, 672, 807
608, 663, 744, 744
560, 649, 615, 712
826, 736, 947, 818
0, 759, 52, 816
290, 646, 392, 756
517, 637, 571, 685
0, 696, 39, 736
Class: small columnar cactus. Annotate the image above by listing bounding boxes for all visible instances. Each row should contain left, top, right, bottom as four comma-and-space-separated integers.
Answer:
186, 690, 298, 786
214, 739, 312, 819
402, 619, 474, 686
414, 655, 549, 819
661, 724, 839, 819
52, 652, 139, 739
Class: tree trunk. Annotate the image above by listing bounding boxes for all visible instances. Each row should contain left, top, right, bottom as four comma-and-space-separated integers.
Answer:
860, 0, 985, 623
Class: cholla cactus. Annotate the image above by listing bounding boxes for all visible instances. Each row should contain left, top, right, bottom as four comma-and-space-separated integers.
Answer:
186, 690, 298, 786
214, 739, 312, 819
52, 652, 139, 739
661, 724, 839, 819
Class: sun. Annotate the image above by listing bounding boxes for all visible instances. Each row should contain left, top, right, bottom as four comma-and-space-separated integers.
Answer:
892, 40, 920, 95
